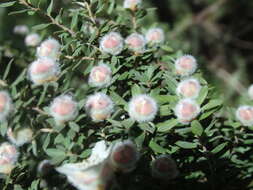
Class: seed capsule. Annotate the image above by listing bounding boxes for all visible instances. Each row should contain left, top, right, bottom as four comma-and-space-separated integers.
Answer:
175, 55, 197, 77
145, 28, 165, 44
28, 57, 60, 85
0, 91, 13, 122
236, 105, 253, 126
88, 64, 112, 87
100, 32, 124, 55
85, 93, 114, 122
128, 94, 158, 123
37, 38, 61, 60
174, 98, 200, 124
125, 33, 146, 53
50, 95, 78, 124
176, 78, 201, 99
25, 33, 41, 47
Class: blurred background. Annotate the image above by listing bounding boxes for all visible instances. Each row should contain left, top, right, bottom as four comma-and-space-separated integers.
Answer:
1, 0, 253, 106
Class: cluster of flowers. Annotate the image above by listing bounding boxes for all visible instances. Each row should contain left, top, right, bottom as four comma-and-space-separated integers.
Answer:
56, 140, 178, 190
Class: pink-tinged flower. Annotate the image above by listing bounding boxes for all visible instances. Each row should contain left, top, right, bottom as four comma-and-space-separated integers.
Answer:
248, 85, 253, 100
100, 32, 124, 55
125, 33, 146, 53
175, 55, 197, 77
88, 64, 112, 87
13, 25, 29, 35
25, 33, 41, 47
56, 141, 114, 190
28, 57, 60, 85
37, 38, 61, 60
0, 91, 13, 122
236, 105, 253, 126
0, 142, 19, 175
176, 78, 201, 99
85, 93, 114, 122
7, 128, 33, 147
151, 155, 179, 180
50, 95, 78, 124
109, 140, 139, 173
123, 0, 142, 11
128, 94, 158, 123
145, 28, 165, 44
174, 98, 200, 124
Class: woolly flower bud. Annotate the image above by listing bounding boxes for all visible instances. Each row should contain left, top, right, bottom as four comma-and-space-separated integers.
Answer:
151, 155, 179, 180
100, 32, 123, 55
0, 91, 13, 122
37, 160, 54, 176
174, 98, 200, 124
175, 55, 197, 77
88, 64, 112, 87
248, 85, 253, 100
13, 25, 29, 35
123, 0, 142, 11
25, 33, 41, 47
7, 128, 33, 147
125, 33, 146, 53
145, 28, 165, 44
50, 95, 78, 124
0, 142, 19, 175
109, 140, 139, 173
37, 38, 61, 60
236, 105, 253, 126
28, 57, 60, 85
128, 94, 158, 123
176, 78, 201, 99
85, 93, 114, 122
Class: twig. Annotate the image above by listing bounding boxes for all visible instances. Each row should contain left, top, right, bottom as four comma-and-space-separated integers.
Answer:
64, 55, 95, 61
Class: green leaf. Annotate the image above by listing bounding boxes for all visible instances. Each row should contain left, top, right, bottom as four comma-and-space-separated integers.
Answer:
196, 86, 208, 105
69, 122, 80, 132
157, 119, 178, 132
149, 139, 166, 154
191, 120, 203, 136
211, 142, 228, 154
3, 59, 13, 80
47, 0, 54, 15
175, 141, 197, 149
131, 84, 142, 96
202, 99, 223, 111
32, 23, 51, 31
0, 1, 16, 8
46, 148, 66, 157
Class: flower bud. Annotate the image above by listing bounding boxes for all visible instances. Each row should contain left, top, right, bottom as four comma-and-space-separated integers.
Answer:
176, 78, 201, 99
109, 140, 139, 173
128, 94, 158, 123
151, 155, 179, 180
37, 38, 61, 60
37, 160, 54, 177
125, 33, 146, 53
145, 28, 165, 44
174, 98, 200, 124
175, 55, 197, 77
0, 91, 13, 122
248, 85, 253, 100
0, 142, 19, 175
236, 105, 253, 126
28, 57, 60, 85
50, 95, 78, 124
85, 93, 114, 122
25, 33, 41, 47
7, 128, 33, 147
123, 0, 142, 11
100, 32, 124, 55
13, 25, 29, 35
88, 64, 112, 87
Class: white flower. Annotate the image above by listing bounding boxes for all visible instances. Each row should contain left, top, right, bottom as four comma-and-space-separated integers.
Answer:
85, 93, 114, 122
0, 91, 13, 122
125, 33, 146, 53
37, 38, 61, 60
151, 155, 179, 180
25, 33, 41, 47
13, 25, 29, 35
236, 105, 253, 126
128, 94, 158, 123
99, 32, 124, 55
28, 57, 60, 85
88, 64, 112, 87
7, 128, 33, 147
145, 28, 165, 44
176, 78, 201, 99
56, 141, 114, 190
123, 0, 142, 10
175, 55, 197, 77
174, 98, 200, 124
248, 85, 253, 100
50, 95, 78, 124
109, 140, 139, 173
